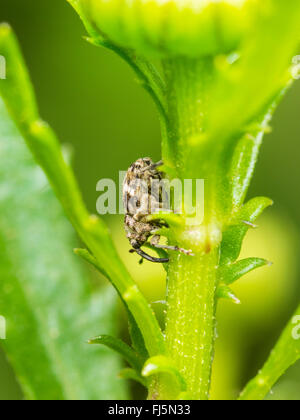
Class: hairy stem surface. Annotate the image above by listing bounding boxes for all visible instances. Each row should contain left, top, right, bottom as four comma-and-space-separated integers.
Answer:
150, 58, 221, 399
166, 248, 219, 400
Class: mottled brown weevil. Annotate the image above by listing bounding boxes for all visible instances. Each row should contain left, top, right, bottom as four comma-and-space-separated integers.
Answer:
123, 157, 193, 263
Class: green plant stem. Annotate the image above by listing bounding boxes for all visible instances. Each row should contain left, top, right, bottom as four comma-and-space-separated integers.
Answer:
162, 57, 214, 177
150, 248, 219, 400
149, 58, 221, 400
168, 249, 219, 400
162, 57, 223, 234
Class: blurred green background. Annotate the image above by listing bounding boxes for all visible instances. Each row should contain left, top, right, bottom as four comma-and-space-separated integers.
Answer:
0, 0, 300, 400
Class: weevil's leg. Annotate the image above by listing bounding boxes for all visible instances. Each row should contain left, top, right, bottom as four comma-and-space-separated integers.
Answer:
150, 235, 194, 256
130, 248, 169, 263
148, 218, 169, 229
150, 235, 161, 246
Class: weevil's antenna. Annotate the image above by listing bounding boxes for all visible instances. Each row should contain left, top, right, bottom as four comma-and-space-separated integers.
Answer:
130, 248, 169, 263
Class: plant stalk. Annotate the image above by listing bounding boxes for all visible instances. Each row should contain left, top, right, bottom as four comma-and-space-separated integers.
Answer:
167, 248, 219, 399
149, 58, 221, 399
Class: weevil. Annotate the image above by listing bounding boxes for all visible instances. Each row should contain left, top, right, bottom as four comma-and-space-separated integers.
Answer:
123, 157, 193, 263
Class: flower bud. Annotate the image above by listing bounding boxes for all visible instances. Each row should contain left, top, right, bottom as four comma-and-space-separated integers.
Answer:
80, 0, 254, 57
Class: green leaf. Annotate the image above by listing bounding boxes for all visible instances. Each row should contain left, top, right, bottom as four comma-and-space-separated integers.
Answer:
0, 24, 38, 124
220, 197, 273, 266
74, 249, 149, 360
142, 356, 187, 392
218, 258, 270, 286
127, 312, 149, 362
119, 368, 147, 387
239, 196, 274, 225
239, 304, 300, 400
0, 24, 166, 359
0, 99, 127, 400
216, 285, 240, 305
206, 0, 300, 152
89, 335, 144, 373
229, 114, 272, 212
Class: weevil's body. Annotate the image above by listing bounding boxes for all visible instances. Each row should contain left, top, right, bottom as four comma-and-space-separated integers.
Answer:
123, 158, 168, 262
123, 157, 193, 263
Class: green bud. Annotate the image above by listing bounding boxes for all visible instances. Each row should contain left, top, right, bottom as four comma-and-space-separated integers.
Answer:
80, 0, 258, 57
